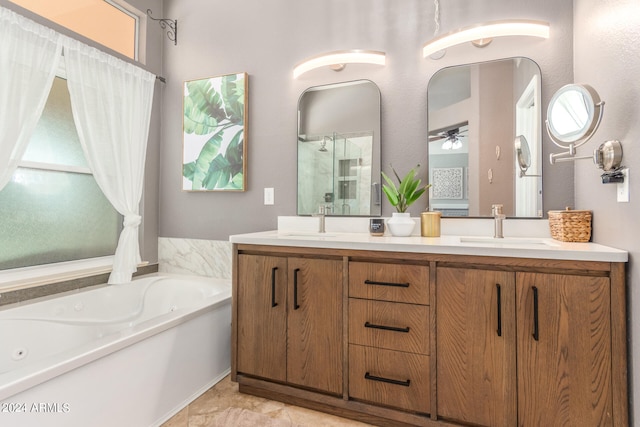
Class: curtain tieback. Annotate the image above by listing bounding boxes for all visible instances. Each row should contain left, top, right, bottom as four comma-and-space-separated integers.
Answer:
123, 214, 142, 228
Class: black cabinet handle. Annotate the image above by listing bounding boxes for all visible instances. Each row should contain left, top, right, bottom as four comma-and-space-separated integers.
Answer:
271, 267, 278, 308
365, 372, 411, 387
364, 321, 410, 333
532, 286, 539, 341
496, 283, 502, 337
364, 279, 410, 288
293, 268, 300, 310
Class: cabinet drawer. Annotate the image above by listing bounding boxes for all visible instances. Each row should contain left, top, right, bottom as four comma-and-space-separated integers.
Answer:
349, 298, 429, 355
349, 262, 429, 304
349, 344, 430, 414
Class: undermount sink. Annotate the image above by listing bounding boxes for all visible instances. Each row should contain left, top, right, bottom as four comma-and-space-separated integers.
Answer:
459, 236, 556, 246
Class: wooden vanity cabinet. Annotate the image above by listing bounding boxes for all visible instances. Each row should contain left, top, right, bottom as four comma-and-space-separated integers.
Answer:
437, 267, 616, 427
235, 253, 343, 395
233, 243, 627, 427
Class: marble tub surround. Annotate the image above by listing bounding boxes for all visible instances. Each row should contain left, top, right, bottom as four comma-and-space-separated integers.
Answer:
162, 376, 372, 427
231, 217, 627, 262
159, 238, 232, 279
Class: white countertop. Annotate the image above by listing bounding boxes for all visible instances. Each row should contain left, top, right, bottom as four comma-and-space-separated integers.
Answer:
230, 230, 628, 263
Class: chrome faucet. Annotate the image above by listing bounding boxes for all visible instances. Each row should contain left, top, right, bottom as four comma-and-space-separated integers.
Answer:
492, 204, 505, 239
312, 205, 326, 233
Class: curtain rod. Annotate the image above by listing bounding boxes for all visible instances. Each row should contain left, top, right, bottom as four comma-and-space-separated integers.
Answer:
156, 76, 166, 83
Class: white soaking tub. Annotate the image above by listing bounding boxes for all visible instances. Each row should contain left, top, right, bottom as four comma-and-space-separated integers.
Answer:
0, 274, 232, 427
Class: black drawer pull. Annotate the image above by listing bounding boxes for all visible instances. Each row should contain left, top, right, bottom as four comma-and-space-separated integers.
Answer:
496, 283, 502, 337
532, 286, 539, 341
365, 372, 411, 387
293, 268, 301, 310
271, 267, 278, 308
364, 279, 410, 288
364, 321, 410, 333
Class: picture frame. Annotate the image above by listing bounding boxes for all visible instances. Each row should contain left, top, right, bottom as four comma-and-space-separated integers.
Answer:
431, 167, 464, 199
182, 72, 248, 191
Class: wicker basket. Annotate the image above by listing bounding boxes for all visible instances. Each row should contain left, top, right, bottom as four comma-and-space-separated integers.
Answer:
548, 208, 592, 242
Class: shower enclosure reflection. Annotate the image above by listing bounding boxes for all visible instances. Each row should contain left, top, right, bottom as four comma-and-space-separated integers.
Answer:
297, 131, 374, 215
297, 80, 381, 216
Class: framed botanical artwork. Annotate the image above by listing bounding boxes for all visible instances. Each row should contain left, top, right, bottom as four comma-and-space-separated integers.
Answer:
182, 72, 248, 191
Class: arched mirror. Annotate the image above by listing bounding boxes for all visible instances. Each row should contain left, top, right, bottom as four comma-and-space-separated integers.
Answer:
427, 57, 543, 218
297, 80, 381, 216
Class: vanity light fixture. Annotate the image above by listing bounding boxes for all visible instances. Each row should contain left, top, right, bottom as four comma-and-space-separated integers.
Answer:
422, 20, 550, 59
293, 50, 386, 79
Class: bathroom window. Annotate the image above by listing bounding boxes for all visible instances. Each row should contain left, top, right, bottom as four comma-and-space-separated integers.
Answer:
8, 0, 139, 60
0, 73, 121, 271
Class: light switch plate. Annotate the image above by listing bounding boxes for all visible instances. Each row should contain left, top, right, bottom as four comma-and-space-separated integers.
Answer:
617, 168, 629, 203
264, 187, 274, 205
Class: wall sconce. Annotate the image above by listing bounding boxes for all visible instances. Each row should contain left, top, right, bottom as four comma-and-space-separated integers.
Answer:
293, 50, 386, 79
422, 19, 549, 59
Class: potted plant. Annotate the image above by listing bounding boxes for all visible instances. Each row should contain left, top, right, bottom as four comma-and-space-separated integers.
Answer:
381, 164, 430, 236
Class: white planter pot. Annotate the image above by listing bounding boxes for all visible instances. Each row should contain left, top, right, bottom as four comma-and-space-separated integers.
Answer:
387, 212, 415, 237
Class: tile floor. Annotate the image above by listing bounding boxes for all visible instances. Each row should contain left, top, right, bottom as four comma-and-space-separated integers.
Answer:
161, 375, 373, 427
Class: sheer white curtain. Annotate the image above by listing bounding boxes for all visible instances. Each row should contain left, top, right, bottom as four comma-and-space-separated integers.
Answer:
0, 7, 62, 190
63, 38, 155, 284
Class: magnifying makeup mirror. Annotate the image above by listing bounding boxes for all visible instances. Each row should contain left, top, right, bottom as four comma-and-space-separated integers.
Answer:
514, 135, 540, 177
546, 84, 623, 171
547, 84, 603, 149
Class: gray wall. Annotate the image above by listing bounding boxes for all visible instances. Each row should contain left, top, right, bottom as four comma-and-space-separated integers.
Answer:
574, 0, 640, 422
160, 0, 574, 239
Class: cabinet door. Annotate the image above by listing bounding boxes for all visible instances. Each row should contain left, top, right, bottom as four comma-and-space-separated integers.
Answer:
517, 273, 613, 427
437, 267, 517, 426
287, 257, 343, 395
236, 254, 288, 382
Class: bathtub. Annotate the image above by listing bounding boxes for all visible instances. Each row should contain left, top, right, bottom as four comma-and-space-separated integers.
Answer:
0, 274, 232, 427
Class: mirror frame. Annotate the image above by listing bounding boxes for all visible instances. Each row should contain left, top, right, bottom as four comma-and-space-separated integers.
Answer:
546, 83, 604, 148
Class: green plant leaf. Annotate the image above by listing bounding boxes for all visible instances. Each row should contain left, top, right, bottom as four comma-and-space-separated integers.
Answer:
230, 172, 244, 189
183, 132, 223, 189
203, 154, 231, 189
382, 185, 399, 207
183, 161, 197, 181
184, 79, 227, 135
199, 130, 245, 190
404, 177, 420, 200
381, 171, 399, 195
407, 187, 426, 205
398, 168, 415, 195
224, 129, 244, 178
221, 74, 245, 125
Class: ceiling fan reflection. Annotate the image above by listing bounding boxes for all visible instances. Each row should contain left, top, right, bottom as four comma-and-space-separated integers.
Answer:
429, 127, 468, 150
